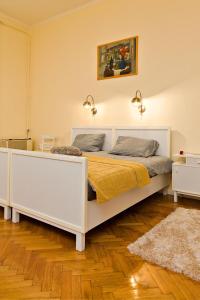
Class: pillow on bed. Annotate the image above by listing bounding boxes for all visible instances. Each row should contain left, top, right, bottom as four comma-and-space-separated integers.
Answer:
72, 134, 105, 152
51, 146, 82, 156
109, 136, 159, 157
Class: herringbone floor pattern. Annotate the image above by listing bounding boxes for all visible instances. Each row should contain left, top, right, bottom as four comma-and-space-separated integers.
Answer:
0, 195, 200, 299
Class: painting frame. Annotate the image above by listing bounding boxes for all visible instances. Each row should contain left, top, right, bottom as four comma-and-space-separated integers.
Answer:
97, 36, 138, 80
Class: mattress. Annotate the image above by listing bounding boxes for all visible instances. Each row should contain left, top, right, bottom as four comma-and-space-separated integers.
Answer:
86, 151, 172, 201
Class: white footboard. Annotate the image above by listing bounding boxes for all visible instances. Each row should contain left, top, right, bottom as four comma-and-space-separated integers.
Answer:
0, 148, 11, 219
10, 150, 87, 251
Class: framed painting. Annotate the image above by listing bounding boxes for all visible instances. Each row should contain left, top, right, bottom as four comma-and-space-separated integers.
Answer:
97, 36, 138, 80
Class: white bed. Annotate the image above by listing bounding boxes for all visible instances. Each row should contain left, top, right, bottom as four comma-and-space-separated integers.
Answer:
6, 127, 171, 251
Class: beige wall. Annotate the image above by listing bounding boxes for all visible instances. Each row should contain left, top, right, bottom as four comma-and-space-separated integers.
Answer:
30, 0, 200, 153
0, 13, 30, 139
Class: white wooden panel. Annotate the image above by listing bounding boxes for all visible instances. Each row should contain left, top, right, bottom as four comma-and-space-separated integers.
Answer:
0, 149, 9, 204
10, 151, 87, 232
87, 173, 171, 231
173, 164, 200, 195
72, 127, 113, 151
115, 127, 170, 157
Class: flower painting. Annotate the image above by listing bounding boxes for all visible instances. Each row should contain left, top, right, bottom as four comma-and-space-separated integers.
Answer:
97, 36, 138, 80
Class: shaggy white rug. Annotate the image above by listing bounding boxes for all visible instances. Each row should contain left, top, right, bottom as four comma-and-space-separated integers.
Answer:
128, 207, 200, 281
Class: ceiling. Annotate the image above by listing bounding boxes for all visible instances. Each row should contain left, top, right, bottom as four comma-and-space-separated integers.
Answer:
0, 0, 95, 25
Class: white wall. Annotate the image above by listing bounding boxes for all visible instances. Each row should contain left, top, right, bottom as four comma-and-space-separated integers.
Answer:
15, 0, 200, 153
0, 15, 30, 139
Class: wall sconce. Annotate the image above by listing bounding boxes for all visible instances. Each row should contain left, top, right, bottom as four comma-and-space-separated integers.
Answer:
131, 90, 146, 115
83, 95, 97, 116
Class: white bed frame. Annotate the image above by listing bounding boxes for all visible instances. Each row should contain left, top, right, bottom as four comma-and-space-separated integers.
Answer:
0, 148, 11, 220
1, 127, 171, 251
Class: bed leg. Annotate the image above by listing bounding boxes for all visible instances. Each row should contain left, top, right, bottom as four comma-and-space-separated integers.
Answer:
174, 191, 178, 203
162, 187, 168, 196
4, 206, 11, 220
12, 208, 20, 223
76, 233, 85, 251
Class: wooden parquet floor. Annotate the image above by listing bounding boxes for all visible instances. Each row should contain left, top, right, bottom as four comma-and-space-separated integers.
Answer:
0, 195, 200, 299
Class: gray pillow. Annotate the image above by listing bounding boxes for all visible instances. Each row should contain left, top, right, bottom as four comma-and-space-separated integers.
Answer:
51, 146, 82, 156
72, 134, 105, 152
109, 136, 159, 157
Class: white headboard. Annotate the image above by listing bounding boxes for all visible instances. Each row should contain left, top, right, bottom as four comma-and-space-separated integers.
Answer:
115, 127, 170, 157
71, 126, 170, 157
71, 127, 113, 151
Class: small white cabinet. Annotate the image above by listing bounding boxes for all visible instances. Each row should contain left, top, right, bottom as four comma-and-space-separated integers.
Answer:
172, 155, 200, 202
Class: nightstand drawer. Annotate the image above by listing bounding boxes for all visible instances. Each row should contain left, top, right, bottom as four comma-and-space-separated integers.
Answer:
173, 165, 200, 195
186, 156, 200, 166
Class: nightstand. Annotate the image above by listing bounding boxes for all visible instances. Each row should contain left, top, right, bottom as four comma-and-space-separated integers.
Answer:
172, 154, 200, 202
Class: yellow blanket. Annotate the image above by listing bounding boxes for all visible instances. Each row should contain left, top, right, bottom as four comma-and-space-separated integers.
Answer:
85, 155, 150, 204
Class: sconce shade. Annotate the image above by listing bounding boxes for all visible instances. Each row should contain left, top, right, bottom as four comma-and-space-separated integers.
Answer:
91, 107, 97, 115
83, 99, 91, 109
132, 97, 141, 105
